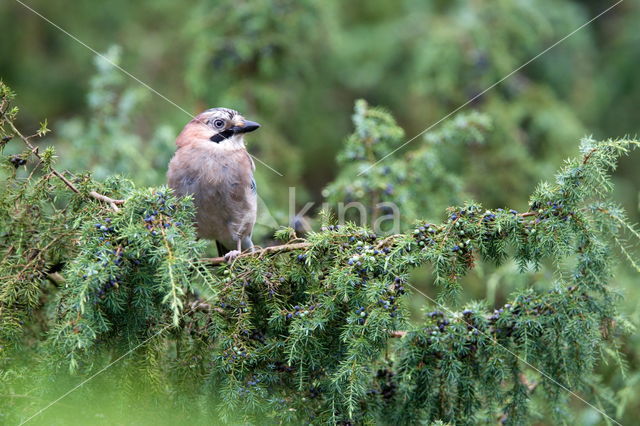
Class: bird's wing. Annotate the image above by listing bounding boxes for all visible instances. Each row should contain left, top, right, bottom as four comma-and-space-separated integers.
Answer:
167, 149, 203, 196
226, 150, 257, 202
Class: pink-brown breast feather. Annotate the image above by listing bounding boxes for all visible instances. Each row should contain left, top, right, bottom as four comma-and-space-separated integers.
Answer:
169, 142, 254, 202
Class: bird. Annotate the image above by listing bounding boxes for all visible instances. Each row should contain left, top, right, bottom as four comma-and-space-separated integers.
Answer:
168, 108, 260, 262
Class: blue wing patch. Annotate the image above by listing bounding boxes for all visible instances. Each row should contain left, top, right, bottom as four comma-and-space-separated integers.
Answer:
250, 177, 257, 194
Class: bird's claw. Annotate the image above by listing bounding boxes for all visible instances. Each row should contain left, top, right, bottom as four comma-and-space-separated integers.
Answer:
223, 250, 241, 263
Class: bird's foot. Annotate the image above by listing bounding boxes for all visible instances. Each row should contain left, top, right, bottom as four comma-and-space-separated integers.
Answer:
223, 250, 241, 263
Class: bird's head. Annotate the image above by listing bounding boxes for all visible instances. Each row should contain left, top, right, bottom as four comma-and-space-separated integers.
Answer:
177, 107, 260, 149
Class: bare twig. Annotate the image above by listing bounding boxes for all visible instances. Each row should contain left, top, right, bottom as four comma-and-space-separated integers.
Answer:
583, 147, 597, 164
204, 242, 311, 265
204, 233, 405, 266
5, 119, 125, 212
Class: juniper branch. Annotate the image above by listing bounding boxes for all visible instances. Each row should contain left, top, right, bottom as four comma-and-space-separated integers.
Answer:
3, 117, 124, 212
204, 235, 406, 265
2, 83, 639, 425
204, 242, 312, 265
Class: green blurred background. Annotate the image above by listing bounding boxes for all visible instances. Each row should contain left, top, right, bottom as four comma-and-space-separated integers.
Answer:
2, 0, 639, 219
1, 0, 639, 423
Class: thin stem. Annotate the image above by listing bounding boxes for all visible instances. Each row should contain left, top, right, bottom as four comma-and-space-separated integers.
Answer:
204, 242, 311, 265
6, 119, 124, 212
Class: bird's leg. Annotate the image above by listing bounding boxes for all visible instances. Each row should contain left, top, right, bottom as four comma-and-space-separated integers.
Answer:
223, 239, 243, 263
242, 236, 255, 253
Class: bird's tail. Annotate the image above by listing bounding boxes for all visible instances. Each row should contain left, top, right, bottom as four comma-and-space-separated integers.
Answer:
216, 241, 230, 258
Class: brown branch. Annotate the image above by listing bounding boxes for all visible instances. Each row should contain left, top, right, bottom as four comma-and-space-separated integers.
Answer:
5, 119, 125, 212
583, 147, 597, 164
203, 231, 404, 267
204, 242, 311, 265
519, 211, 537, 217
377, 233, 402, 247
204, 234, 404, 265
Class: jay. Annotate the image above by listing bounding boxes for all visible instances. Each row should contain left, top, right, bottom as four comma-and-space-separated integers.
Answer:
168, 108, 260, 262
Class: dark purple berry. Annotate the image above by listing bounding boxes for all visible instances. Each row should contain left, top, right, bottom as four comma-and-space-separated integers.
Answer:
9, 155, 26, 167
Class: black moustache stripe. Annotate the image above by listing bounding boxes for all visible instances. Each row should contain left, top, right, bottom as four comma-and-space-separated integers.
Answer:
210, 129, 234, 143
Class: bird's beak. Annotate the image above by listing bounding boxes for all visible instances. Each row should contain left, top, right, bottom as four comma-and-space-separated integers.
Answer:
232, 120, 261, 134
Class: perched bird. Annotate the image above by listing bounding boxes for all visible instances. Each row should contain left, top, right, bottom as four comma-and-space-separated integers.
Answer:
168, 108, 260, 262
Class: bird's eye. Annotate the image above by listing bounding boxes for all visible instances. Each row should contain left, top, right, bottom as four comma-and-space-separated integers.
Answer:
213, 119, 225, 129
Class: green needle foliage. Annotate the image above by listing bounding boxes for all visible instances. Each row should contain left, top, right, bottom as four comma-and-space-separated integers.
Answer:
324, 100, 493, 225
1, 82, 639, 424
